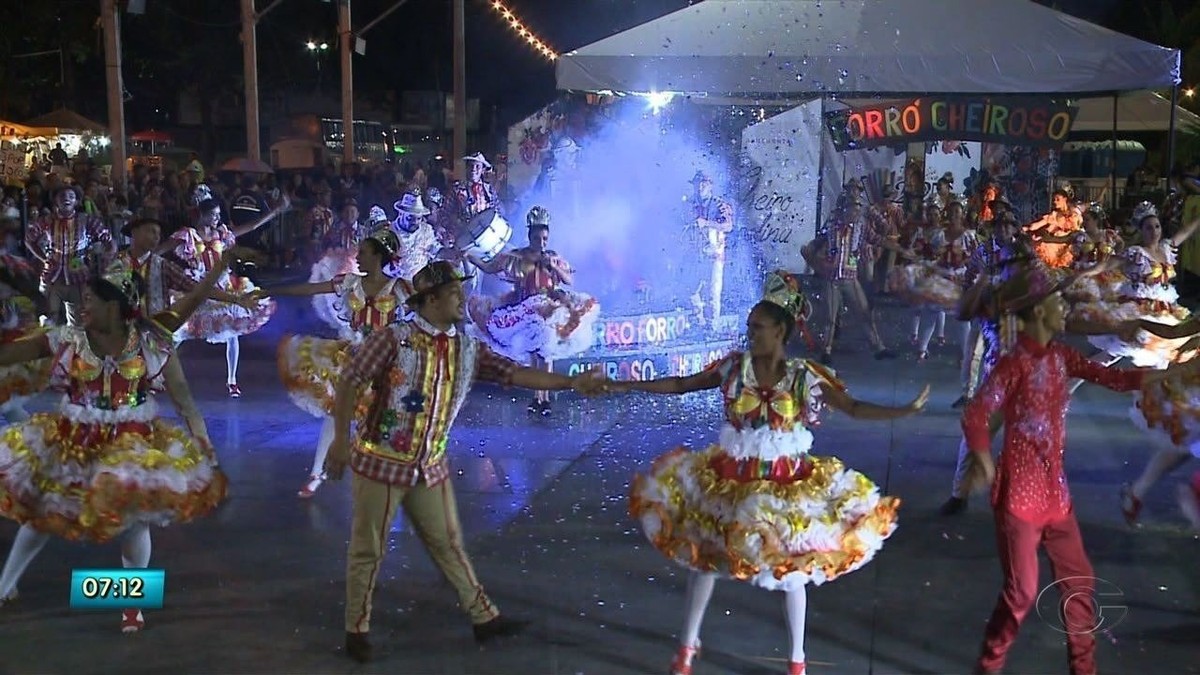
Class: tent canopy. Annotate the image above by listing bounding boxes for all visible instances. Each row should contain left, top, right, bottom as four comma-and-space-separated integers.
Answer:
1071, 91, 1200, 132
23, 108, 106, 134
557, 0, 1181, 97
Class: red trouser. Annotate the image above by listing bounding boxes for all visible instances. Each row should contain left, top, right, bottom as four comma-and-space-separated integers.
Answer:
977, 509, 1097, 675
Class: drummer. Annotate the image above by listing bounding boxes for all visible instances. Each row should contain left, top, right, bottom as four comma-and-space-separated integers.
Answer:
453, 153, 502, 291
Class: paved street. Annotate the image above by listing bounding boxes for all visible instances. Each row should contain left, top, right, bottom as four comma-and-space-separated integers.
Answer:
1, 295, 1197, 675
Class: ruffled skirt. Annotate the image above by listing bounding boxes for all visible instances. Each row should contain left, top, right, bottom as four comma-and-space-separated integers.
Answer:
1131, 371, 1200, 458
1077, 297, 1192, 368
0, 403, 227, 543
1062, 270, 1125, 304
277, 335, 348, 418
886, 262, 961, 311
629, 443, 899, 591
176, 273, 276, 344
467, 289, 600, 362
309, 248, 359, 333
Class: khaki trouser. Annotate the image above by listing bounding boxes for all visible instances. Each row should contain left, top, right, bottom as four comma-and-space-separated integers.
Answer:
345, 473, 499, 633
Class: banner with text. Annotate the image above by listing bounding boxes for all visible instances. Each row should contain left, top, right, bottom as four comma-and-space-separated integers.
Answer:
825, 97, 1078, 151
737, 99, 823, 273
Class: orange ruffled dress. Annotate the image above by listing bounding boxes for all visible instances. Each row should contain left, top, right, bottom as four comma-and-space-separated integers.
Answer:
0, 325, 226, 542
1061, 229, 1125, 303
629, 352, 899, 591
277, 274, 410, 418
0, 259, 50, 412
1132, 369, 1200, 459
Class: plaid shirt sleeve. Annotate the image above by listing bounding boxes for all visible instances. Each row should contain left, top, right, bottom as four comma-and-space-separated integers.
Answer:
345, 327, 398, 388
474, 342, 518, 386
163, 259, 197, 293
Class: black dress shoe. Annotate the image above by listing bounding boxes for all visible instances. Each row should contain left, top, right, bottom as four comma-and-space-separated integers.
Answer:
874, 348, 898, 360
951, 395, 968, 409
345, 631, 372, 663
819, 351, 833, 365
473, 615, 530, 645
939, 497, 967, 516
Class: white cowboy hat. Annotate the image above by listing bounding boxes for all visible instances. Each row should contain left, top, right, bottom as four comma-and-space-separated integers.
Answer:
462, 152, 492, 169
395, 192, 431, 217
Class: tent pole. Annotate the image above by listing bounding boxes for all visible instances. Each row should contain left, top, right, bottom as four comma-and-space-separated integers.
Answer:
813, 95, 826, 276
1167, 84, 1179, 178
1110, 93, 1117, 211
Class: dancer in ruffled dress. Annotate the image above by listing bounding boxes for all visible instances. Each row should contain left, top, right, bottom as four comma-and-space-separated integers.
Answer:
890, 202, 946, 348
467, 206, 599, 416
0, 253, 235, 632
617, 271, 929, 675
310, 204, 386, 332
263, 228, 407, 498
1075, 203, 1200, 369
0, 255, 50, 422
1025, 188, 1083, 269
1034, 203, 1125, 304
171, 191, 287, 397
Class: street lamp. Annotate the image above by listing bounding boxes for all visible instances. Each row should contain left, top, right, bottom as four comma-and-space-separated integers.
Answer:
1185, 88, 1196, 98
305, 39, 331, 92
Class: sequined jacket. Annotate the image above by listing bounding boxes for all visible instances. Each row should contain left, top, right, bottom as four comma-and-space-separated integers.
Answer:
963, 335, 1144, 523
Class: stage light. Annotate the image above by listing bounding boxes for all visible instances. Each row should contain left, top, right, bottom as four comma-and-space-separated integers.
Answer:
488, 0, 557, 60
305, 41, 317, 50
642, 91, 677, 114
319, 42, 329, 50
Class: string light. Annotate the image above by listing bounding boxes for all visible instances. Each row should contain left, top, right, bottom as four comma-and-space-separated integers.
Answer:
489, 0, 558, 60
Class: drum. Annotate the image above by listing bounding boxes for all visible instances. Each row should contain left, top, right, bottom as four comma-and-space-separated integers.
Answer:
458, 208, 512, 262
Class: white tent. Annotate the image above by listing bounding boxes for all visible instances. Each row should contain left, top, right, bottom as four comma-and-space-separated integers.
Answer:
556, 0, 1180, 97
1072, 91, 1200, 132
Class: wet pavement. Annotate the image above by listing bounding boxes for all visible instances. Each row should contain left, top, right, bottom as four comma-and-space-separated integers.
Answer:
1, 294, 1197, 675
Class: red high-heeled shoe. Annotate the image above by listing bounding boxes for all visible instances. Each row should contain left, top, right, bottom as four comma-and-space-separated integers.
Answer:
789, 661, 807, 675
121, 609, 145, 633
669, 643, 701, 675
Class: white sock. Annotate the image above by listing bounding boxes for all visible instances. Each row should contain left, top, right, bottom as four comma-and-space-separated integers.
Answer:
0, 524, 50, 597
935, 311, 946, 339
226, 337, 240, 386
910, 314, 921, 338
311, 418, 335, 477
121, 525, 152, 569
785, 586, 808, 663
680, 572, 717, 648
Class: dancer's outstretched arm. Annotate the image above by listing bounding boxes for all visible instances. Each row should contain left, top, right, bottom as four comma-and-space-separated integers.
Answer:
820, 382, 929, 421
156, 249, 239, 333
1139, 317, 1200, 340
0, 334, 50, 367
610, 367, 723, 395
1170, 214, 1200, 247
228, 195, 290, 240
255, 281, 336, 298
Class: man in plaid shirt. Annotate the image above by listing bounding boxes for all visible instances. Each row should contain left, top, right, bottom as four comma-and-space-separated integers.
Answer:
325, 260, 605, 663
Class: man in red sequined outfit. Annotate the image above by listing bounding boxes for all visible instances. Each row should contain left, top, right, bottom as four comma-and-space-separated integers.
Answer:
24, 185, 112, 325
961, 265, 1190, 675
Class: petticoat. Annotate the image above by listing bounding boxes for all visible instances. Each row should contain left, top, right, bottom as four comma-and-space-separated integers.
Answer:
629, 425, 899, 592
0, 398, 227, 543
1077, 284, 1193, 368
466, 289, 600, 362
175, 272, 276, 344
886, 262, 962, 311
309, 248, 359, 334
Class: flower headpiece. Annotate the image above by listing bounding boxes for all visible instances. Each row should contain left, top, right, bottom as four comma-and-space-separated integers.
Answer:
363, 227, 400, 261
1131, 201, 1158, 228
1083, 202, 1107, 222
190, 184, 214, 207
101, 257, 141, 310
762, 270, 812, 323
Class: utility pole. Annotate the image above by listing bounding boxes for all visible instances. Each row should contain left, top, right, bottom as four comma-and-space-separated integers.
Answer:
100, 0, 127, 190
339, 0, 354, 164
240, 0, 261, 161
452, 0, 466, 179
